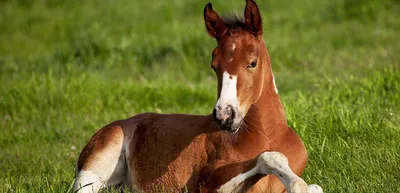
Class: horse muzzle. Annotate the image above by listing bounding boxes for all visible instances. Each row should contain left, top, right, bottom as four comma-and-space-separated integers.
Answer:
212, 105, 240, 133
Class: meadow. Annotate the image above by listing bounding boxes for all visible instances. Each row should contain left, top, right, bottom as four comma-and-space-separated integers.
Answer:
0, 0, 399, 192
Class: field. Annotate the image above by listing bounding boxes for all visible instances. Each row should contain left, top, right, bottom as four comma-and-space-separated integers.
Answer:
1, 0, 399, 192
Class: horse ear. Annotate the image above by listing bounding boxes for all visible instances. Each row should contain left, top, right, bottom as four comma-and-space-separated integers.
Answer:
244, 0, 262, 35
204, 3, 227, 40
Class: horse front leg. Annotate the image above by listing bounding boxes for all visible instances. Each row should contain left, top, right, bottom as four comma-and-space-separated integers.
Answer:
256, 152, 323, 193
216, 151, 323, 193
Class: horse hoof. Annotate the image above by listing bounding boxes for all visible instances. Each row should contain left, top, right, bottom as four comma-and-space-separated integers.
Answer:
289, 179, 308, 193
308, 184, 323, 193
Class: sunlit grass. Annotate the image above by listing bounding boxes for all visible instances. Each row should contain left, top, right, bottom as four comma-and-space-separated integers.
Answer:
0, 0, 399, 192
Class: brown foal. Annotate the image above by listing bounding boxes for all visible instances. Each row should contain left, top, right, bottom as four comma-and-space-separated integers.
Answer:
73, 0, 323, 192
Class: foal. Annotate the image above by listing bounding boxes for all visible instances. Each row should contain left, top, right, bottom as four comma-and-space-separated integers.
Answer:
73, 0, 322, 192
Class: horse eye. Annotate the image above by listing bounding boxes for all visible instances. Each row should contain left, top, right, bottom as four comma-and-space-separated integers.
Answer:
247, 60, 257, 68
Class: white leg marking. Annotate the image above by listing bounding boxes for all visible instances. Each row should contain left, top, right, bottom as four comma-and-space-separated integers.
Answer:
217, 152, 323, 193
257, 152, 308, 193
217, 167, 258, 193
73, 171, 105, 193
122, 132, 137, 188
308, 184, 323, 193
73, 132, 129, 193
106, 152, 128, 187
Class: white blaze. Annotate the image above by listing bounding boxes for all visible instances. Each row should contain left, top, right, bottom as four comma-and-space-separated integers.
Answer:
217, 167, 258, 193
216, 71, 239, 110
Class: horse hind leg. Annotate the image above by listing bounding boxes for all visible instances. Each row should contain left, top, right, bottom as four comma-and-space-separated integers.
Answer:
73, 123, 129, 193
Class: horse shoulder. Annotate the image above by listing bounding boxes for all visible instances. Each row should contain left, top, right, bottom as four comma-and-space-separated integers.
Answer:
276, 127, 308, 176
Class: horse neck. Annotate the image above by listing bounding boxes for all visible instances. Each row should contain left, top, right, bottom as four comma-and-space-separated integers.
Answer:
238, 42, 288, 146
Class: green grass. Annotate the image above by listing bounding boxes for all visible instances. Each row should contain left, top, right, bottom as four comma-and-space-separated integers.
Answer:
1, 0, 399, 192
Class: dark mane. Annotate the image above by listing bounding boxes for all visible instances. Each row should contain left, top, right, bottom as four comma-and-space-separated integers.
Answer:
221, 12, 246, 29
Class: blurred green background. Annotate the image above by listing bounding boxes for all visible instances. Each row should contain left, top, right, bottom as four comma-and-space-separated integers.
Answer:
0, 0, 399, 192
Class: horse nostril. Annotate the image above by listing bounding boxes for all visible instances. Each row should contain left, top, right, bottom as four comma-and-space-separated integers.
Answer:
226, 105, 235, 118
226, 108, 235, 126
225, 106, 232, 117
230, 108, 236, 120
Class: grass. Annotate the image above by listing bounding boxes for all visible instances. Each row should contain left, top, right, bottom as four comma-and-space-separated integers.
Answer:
0, 0, 399, 192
